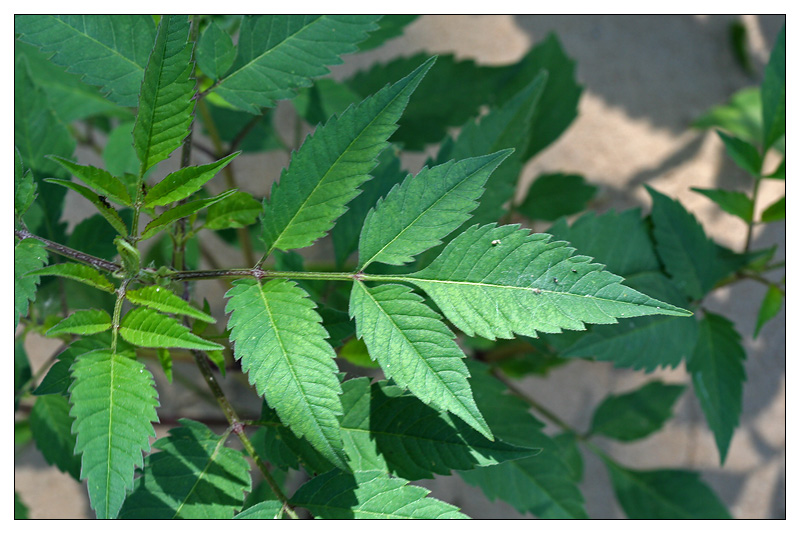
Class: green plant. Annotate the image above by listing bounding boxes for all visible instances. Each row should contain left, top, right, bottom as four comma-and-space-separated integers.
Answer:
14, 15, 784, 519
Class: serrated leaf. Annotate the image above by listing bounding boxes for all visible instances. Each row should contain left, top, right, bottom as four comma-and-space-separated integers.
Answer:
119, 308, 222, 350
518, 173, 597, 221
14, 15, 155, 107
291, 469, 467, 519
261, 57, 434, 256
349, 281, 492, 440
692, 187, 754, 222
69, 349, 159, 519
590, 381, 685, 441
761, 196, 785, 222
29, 394, 81, 479
119, 419, 251, 518
359, 150, 512, 269
213, 15, 381, 113
126, 286, 215, 323
133, 15, 195, 175
46, 309, 111, 337
34, 337, 110, 396
15, 238, 48, 327
688, 312, 746, 464
234, 501, 285, 519
339, 378, 537, 479
140, 189, 237, 240
717, 131, 762, 177
44, 178, 129, 236
48, 156, 132, 206
144, 153, 239, 208
754, 284, 783, 337
225, 278, 346, 468
408, 224, 689, 341
761, 25, 785, 151
603, 457, 730, 519
204, 191, 262, 230
196, 21, 235, 80
30, 263, 115, 293
14, 148, 37, 219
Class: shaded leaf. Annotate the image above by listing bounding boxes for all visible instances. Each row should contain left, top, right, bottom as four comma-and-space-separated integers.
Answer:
754, 283, 783, 337
103, 122, 140, 178
29, 394, 81, 479
761, 196, 785, 222
46, 309, 111, 337
119, 308, 223, 350
204, 191, 262, 230
44, 178, 129, 235
357, 15, 418, 51
14, 147, 36, 220
293, 78, 363, 127
234, 501, 285, 519
14, 238, 48, 328
196, 20, 235, 80
34, 337, 111, 396
518, 173, 596, 221
14, 493, 28, 520
338, 338, 379, 369
144, 153, 239, 208
140, 189, 237, 240
761, 25, 785, 151
590, 381, 685, 441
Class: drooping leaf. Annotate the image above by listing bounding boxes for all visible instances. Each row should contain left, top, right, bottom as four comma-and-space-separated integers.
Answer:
14, 238, 48, 328
349, 281, 491, 439
761, 25, 785, 151
126, 286, 215, 323
46, 309, 112, 337
225, 278, 346, 468
761, 196, 785, 223
119, 419, 251, 519
14, 148, 36, 220
688, 312, 746, 464
590, 381, 685, 441
29, 263, 116, 293
518, 173, 597, 222
260, 57, 434, 256
359, 150, 513, 269
339, 378, 537, 479
119, 308, 222, 351
692, 187, 754, 223
144, 153, 239, 208
44, 178, 129, 236
204, 191, 262, 230
290, 469, 467, 519
603, 457, 730, 519
48, 156, 132, 206
69, 349, 159, 519
357, 15, 418, 51
14, 15, 156, 107
133, 15, 195, 175
408, 224, 690, 341
213, 15, 381, 113
754, 283, 783, 337
140, 189, 237, 240
717, 131, 762, 177
196, 20, 236, 80
29, 394, 81, 479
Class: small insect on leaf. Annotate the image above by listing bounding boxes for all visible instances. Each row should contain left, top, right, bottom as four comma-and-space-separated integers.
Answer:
98, 195, 111, 209
491, 240, 502, 246
533, 288, 542, 294
553, 277, 559, 284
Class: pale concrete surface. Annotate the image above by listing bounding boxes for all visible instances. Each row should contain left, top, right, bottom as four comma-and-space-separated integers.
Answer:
15, 15, 785, 519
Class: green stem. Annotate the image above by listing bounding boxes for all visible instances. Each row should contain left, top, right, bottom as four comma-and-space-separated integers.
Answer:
744, 175, 762, 252
14, 228, 122, 273
111, 279, 131, 353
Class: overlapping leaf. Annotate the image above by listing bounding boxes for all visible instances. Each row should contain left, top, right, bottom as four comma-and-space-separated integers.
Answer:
260, 57, 434, 256
48, 156, 132, 205
14, 238, 48, 328
349, 281, 492, 440
14, 148, 36, 220
213, 15, 381, 112
29, 394, 81, 480
34, 337, 111, 396
30, 263, 115, 293
204, 191, 262, 230
143, 153, 239, 208
590, 381, 685, 441
119, 419, 251, 519
761, 25, 785, 151
46, 309, 111, 337
518, 173, 597, 222
69, 349, 159, 519
140, 190, 237, 240
119, 308, 223, 350
44, 179, 129, 235
196, 21, 235, 81
225, 278, 346, 468
125, 286, 215, 323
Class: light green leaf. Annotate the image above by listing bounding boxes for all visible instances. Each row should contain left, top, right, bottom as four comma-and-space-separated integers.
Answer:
204, 191, 262, 230
126, 286, 215, 323
14, 148, 37, 219
518, 173, 597, 221
234, 501, 285, 519
29, 263, 115, 293
754, 283, 783, 337
15, 238, 48, 327
144, 153, 239, 208
119, 419, 251, 519
44, 178, 129, 236
717, 131, 762, 177
688, 312, 746, 464
261, 57, 434, 255
692, 87, 762, 145
196, 21, 235, 80
408, 224, 689, 341
157, 348, 173, 382
225, 278, 346, 468
761, 25, 785, 151
140, 189, 237, 240
119, 308, 223, 350
213, 15, 381, 113
692, 187, 754, 222
349, 281, 492, 440
290, 470, 467, 519
590, 381, 685, 441
761, 196, 785, 222
29, 394, 81, 479
46, 309, 112, 337
48, 156, 132, 206
340, 378, 537, 479
603, 457, 730, 519
133, 15, 195, 175
359, 150, 512, 269
69, 349, 159, 519
14, 15, 155, 107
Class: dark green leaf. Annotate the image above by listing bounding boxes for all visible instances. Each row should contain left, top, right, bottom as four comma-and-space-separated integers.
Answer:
728, 21, 753, 74
204, 191, 262, 230
754, 283, 783, 337
692, 187, 754, 222
29, 394, 81, 479
140, 189, 237, 240
590, 381, 685, 441
14, 238, 48, 328
144, 153, 239, 208
717, 131, 762, 177
761, 196, 785, 222
293, 78, 363, 126
766, 158, 785, 179
196, 21, 236, 80
14, 147, 36, 220
551, 433, 583, 483
761, 25, 785, 151
234, 501, 285, 519
44, 178, 129, 235
357, 15, 418, 51
518, 173, 596, 221
103, 122, 140, 178
67, 213, 126, 261
34, 337, 111, 396
14, 492, 29, 520
14, 338, 31, 409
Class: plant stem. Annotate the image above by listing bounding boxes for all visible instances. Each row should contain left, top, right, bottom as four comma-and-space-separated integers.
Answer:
14, 228, 122, 273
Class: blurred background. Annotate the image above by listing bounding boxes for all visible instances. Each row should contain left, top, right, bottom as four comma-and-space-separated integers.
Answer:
15, 15, 786, 519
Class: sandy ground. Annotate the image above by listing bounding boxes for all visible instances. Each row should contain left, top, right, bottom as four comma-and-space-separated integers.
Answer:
14, 15, 786, 519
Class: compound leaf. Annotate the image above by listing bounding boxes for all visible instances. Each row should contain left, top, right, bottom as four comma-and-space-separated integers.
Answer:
590, 381, 686, 441
126, 286, 215, 323
349, 281, 492, 440
69, 349, 159, 519
119, 308, 223, 351
29, 394, 81, 480
14, 238, 48, 328
119, 419, 251, 519
261, 57, 434, 256
213, 15, 381, 113
143, 152, 239, 208
46, 309, 112, 337
290, 469, 467, 519
225, 278, 346, 469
